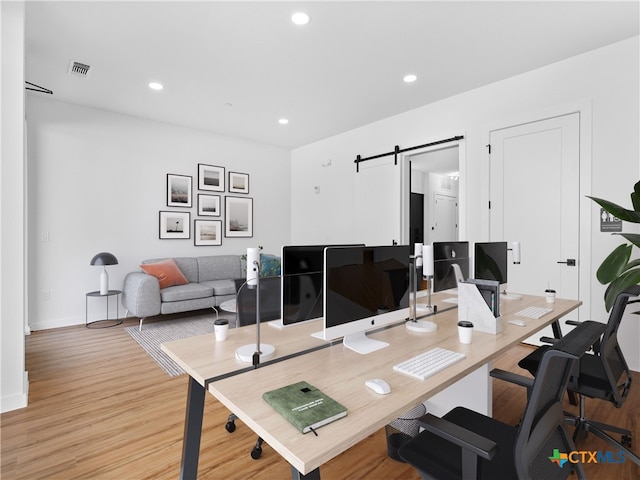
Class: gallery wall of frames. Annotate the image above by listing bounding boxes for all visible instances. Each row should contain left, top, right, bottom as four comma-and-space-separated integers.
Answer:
161, 164, 252, 246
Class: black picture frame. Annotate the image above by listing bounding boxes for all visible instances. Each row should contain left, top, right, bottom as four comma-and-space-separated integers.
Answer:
166, 174, 192, 208
194, 219, 222, 246
225, 196, 253, 237
228, 171, 249, 194
197, 194, 221, 217
198, 164, 225, 192
159, 211, 191, 239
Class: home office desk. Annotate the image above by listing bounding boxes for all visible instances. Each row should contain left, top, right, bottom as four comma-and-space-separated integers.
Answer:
162, 293, 581, 480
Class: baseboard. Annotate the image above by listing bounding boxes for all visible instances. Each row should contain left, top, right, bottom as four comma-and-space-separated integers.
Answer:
29, 315, 84, 331
1, 372, 29, 413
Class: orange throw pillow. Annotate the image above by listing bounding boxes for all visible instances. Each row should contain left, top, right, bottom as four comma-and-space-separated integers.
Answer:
140, 258, 188, 289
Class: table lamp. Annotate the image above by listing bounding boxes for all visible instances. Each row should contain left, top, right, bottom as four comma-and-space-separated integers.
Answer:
90, 252, 118, 295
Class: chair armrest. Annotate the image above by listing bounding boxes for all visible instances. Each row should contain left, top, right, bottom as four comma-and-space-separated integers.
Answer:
122, 272, 161, 318
490, 368, 534, 389
418, 413, 498, 461
539, 336, 559, 344
565, 319, 581, 326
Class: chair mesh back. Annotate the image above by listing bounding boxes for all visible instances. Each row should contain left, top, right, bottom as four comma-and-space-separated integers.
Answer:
527, 427, 574, 480
591, 286, 638, 403
515, 351, 576, 480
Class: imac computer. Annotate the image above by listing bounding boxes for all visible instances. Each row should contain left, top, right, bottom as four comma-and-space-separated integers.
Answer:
274, 244, 362, 329
474, 241, 521, 300
316, 244, 411, 354
432, 241, 469, 293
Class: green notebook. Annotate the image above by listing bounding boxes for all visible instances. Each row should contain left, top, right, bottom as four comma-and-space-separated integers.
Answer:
262, 381, 347, 434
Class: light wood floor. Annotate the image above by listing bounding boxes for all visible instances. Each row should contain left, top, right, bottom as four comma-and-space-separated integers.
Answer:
2, 316, 639, 479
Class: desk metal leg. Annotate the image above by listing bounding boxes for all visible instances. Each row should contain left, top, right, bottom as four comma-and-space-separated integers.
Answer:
291, 466, 320, 480
180, 376, 205, 480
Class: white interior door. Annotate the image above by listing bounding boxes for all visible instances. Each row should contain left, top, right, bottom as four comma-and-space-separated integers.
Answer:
433, 193, 458, 242
354, 156, 402, 245
489, 113, 580, 339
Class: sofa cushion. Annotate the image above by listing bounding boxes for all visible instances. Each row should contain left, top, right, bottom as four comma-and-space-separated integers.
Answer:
160, 283, 214, 303
140, 258, 189, 289
200, 279, 237, 296
197, 255, 242, 282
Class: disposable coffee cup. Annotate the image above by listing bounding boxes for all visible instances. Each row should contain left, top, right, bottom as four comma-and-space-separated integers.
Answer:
214, 318, 229, 341
457, 320, 473, 344
545, 289, 556, 304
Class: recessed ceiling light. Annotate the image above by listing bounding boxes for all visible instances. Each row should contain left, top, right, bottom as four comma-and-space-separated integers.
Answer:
148, 82, 163, 91
403, 74, 417, 84
279, 118, 289, 125
291, 12, 310, 25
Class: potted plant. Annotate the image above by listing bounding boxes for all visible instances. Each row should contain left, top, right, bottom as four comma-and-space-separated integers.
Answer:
588, 180, 640, 311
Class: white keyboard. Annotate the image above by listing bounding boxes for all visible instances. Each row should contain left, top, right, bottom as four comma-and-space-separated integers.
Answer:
393, 347, 466, 380
515, 306, 553, 319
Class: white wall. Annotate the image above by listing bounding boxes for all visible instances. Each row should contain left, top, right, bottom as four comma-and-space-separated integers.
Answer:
292, 37, 640, 370
1, 1, 28, 413
26, 96, 292, 330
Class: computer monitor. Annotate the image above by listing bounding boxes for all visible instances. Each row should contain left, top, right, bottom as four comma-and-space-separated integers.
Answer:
318, 245, 411, 354
474, 241, 508, 286
432, 241, 469, 292
473, 241, 522, 300
278, 244, 362, 328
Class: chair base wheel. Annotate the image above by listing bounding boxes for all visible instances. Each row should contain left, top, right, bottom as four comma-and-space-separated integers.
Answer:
622, 434, 632, 448
251, 437, 264, 459
225, 421, 236, 433
251, 446, 262, 459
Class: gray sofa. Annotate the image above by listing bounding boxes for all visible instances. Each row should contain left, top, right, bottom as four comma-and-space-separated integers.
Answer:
122, 255, 242, 330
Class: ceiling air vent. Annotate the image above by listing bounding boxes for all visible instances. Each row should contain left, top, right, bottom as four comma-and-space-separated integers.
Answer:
68, 61, 92, 78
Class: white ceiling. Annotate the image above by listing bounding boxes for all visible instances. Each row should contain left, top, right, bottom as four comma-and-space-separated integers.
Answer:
24, 1, 639, 150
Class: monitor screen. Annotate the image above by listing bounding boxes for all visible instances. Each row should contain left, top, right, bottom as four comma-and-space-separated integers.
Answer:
474, 242, 508, 285
321, 245, 410, 354
280, 244, 362, 326
432, 241, 469, 292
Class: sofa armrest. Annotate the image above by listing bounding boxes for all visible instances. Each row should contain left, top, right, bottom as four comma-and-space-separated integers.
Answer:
122, 272, 161, 318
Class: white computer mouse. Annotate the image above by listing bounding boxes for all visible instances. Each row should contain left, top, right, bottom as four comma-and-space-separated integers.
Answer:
508, 319, 527, 327
365, 378, 391, 395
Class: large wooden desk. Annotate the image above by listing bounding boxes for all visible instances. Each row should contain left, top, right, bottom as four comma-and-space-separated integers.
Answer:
162, 294, 581, 479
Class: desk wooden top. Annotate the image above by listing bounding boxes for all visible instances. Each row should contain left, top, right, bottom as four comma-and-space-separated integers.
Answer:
163, 293, 580, 475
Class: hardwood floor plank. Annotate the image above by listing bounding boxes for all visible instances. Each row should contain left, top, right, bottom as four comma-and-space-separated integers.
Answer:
2, 319, 638, 479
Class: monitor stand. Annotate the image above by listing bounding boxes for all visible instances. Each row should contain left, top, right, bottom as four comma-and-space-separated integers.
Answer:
343, 331, 389, 354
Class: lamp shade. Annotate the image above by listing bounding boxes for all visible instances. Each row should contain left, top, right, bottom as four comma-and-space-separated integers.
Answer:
90, 252, 118, 266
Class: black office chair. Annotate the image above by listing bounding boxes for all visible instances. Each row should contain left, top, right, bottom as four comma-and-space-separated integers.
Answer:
398, 342, 588, 479
225, 276, 282, 459
517, 285, 640, 465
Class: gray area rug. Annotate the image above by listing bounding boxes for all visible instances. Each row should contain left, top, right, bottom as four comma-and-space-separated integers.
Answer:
125, 313, 235, 376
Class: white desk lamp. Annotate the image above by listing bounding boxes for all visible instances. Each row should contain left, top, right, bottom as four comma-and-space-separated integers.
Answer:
407, 244, 437, 333
235, 247, 276, 364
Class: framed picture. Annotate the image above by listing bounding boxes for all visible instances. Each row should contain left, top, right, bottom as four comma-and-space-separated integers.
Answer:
198, 164, 225, 192
166, 174, 192, 208
159, 211, 190, 239
225, 196, 253, 237
197, 194, 221, 217
194, 220, 222, 246
228, 171, 249, 194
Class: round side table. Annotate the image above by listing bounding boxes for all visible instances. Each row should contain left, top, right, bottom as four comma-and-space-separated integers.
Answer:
86, 290, 123, 328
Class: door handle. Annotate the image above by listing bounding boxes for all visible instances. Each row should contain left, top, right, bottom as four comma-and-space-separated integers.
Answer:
557, 259, 576, 266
